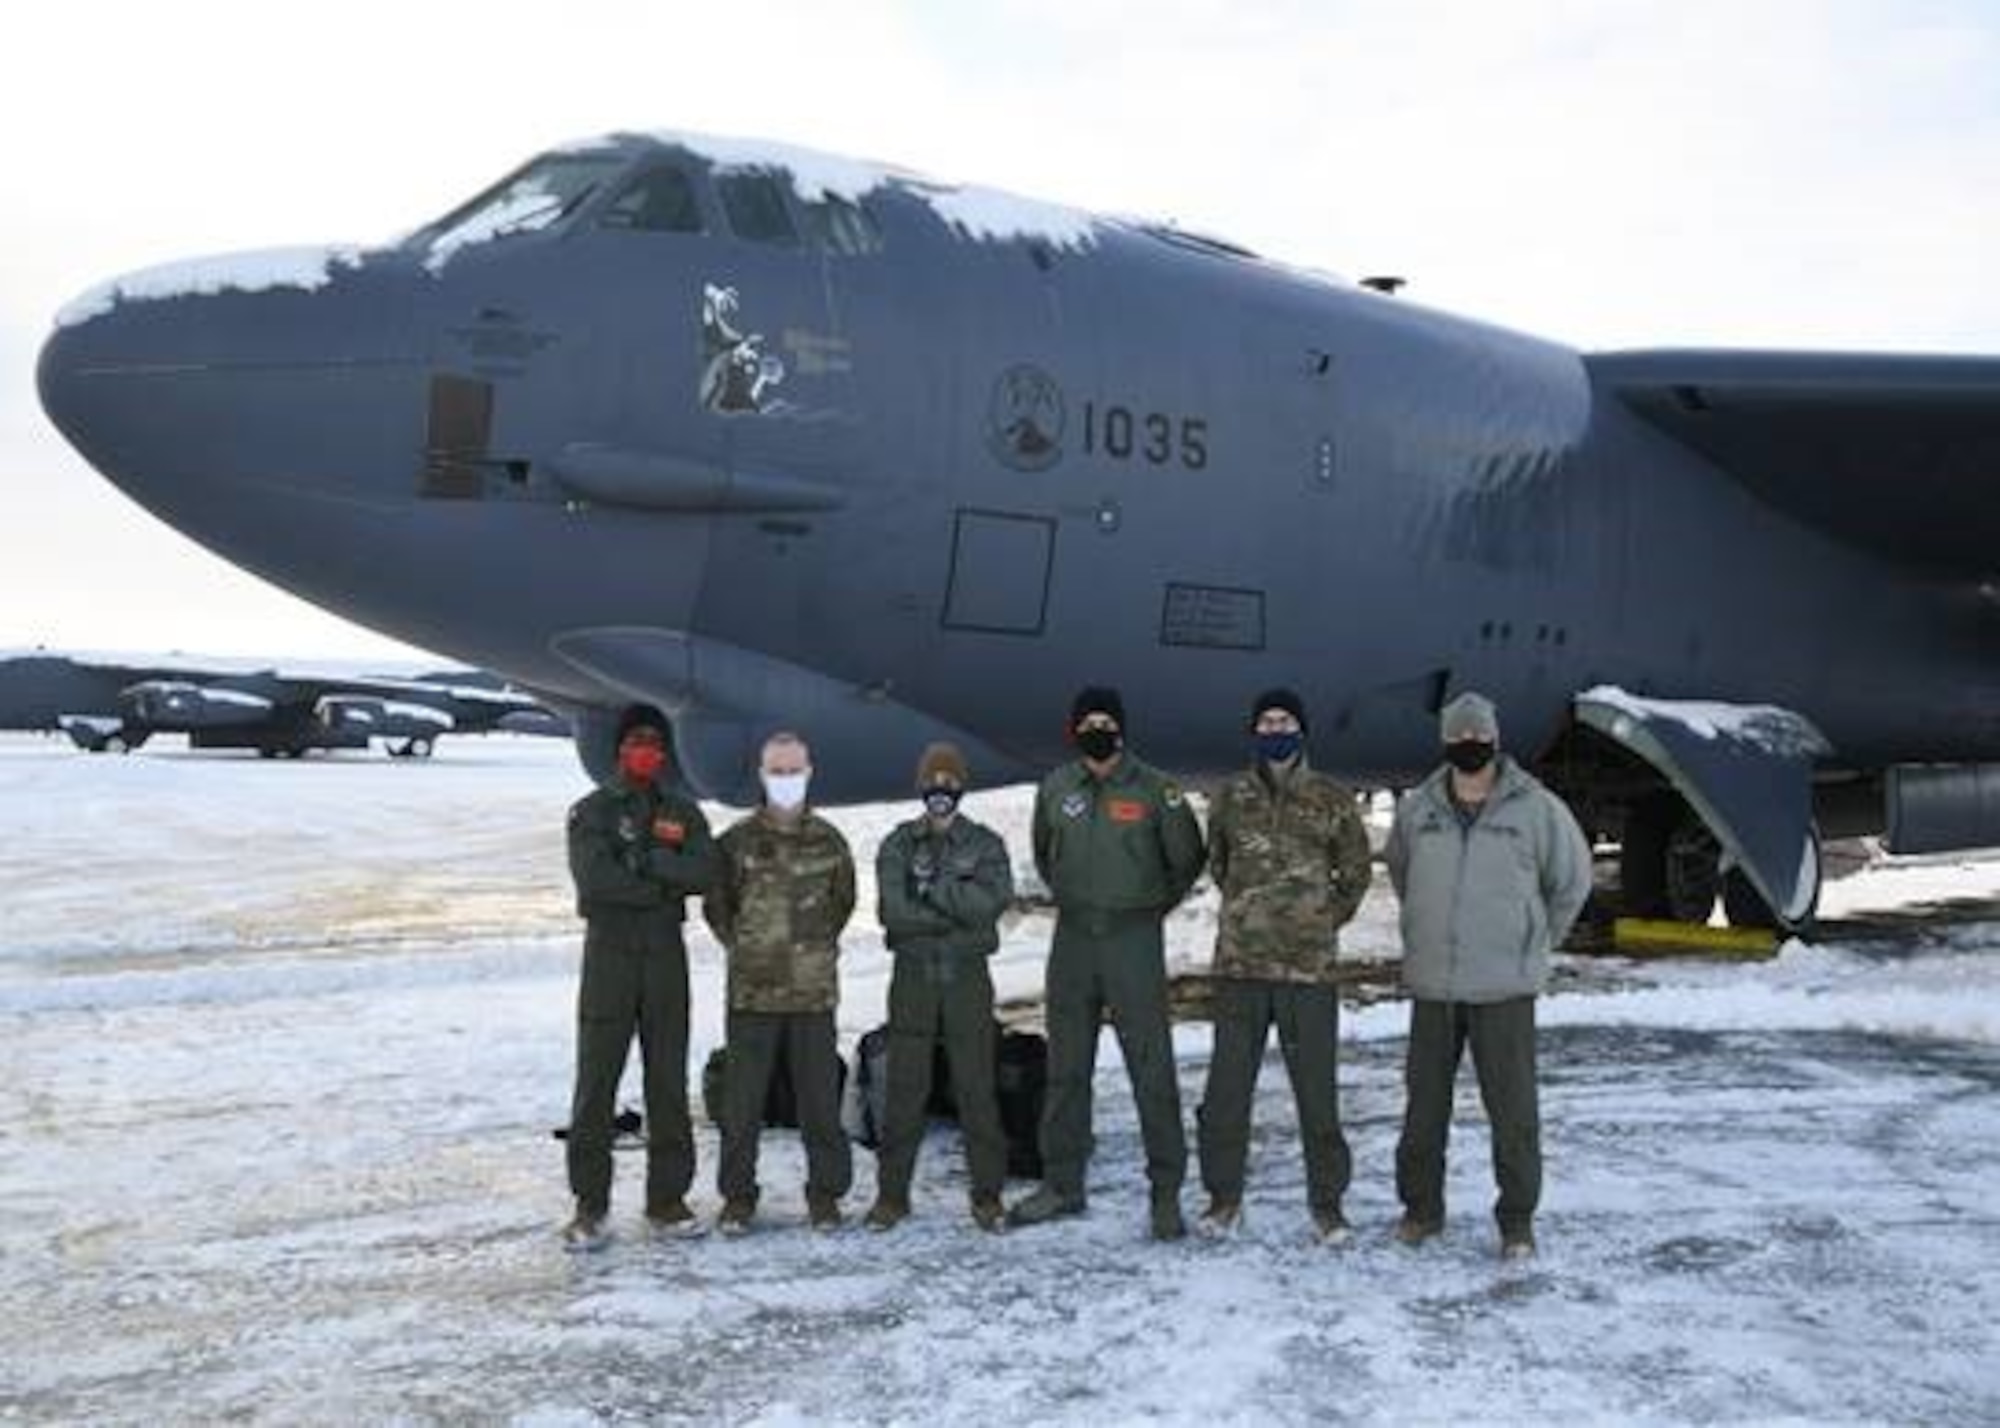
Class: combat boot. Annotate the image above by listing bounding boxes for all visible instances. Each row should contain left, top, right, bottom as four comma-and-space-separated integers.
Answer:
717, 1198, 756, 1237
1312, 1207, 1352, 1246
559, 1204, 609, 1253
970, 1197, 1006, 1234
645, 1199, 704, 1240
1500, 1230, 1537, 1262
1197, 1198, 1242, 1236
808, 1195, 845, 1232
1394, 1215, 1443, 1246
863, 1196, 910, 1232
1150, 1190, 1186, 1243
1006, 1184, 1087, 1227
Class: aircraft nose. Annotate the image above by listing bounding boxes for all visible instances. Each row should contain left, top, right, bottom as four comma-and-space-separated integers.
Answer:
38, 247, 422, 525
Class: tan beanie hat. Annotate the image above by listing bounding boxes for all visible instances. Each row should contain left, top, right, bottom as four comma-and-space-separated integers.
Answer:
915, 741, 970, 789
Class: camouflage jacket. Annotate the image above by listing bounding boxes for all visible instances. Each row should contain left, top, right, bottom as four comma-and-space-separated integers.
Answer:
1032, 754, 1206, 918
876, 813, 1014, 959
705, 809, 856, 1013
1209, 762, 1372, 983
567, 778, 718, 933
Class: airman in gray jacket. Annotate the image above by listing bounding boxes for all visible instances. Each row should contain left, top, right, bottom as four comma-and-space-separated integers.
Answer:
1383, 692, 1592, 1260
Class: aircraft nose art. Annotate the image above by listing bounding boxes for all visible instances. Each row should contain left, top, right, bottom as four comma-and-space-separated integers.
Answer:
38, 247, 423, 528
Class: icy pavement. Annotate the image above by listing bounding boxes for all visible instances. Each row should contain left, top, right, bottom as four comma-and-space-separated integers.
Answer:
2, 736, 1998, 1424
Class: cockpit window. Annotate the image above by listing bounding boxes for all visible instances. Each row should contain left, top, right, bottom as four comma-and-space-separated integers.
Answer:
716, 171, 800, 246
801, 193, 884, 255
420, 153, 626, 263
599, 164, 704, 234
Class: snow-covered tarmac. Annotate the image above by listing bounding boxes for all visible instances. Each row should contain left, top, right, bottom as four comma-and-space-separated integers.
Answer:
2, 735, 1997, 1424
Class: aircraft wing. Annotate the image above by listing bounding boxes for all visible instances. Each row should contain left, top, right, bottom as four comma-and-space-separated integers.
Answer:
1589, 349, 2000, 577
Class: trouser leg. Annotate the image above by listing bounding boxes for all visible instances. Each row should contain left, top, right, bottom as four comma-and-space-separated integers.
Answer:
1038, 921, 1104, 1200
1468, 996, 1542, 1236
940, 965, 1007, 1202
1102, 920, 1186, 1196
874, 967, 939, 1203
787, 1011, 854, 1201
636, 933, 694, 1211
717, 1011, 781, 1205
1275, 982, 1351, 1215
568, 940, 637, 1215
1197, 978, 1270, 1204
1395, 998, 1468, 1225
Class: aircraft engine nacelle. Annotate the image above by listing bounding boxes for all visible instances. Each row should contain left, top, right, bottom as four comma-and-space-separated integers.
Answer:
1885, 764, 2000, 855
123, 679, 273, 728
318, 696, 455, 741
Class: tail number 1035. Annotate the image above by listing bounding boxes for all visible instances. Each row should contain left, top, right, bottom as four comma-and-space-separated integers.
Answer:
1081, 402, 1209, 470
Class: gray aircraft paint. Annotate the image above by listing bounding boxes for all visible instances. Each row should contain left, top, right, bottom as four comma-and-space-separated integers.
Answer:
35, 131, 2000, 921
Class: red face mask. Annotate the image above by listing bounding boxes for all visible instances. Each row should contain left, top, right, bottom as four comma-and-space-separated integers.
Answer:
618, 742, 667, 783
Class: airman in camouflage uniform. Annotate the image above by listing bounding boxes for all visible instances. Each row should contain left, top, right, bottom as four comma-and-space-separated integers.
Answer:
703, 731, 857, 1233
1009, 687, 1207, 1240
1196, 688, 1372, 1242
561, 703, 719, 1251
867, 742, 1015, 1233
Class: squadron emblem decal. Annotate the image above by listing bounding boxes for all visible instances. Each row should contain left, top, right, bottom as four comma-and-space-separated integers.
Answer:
986, 364, 1066, 471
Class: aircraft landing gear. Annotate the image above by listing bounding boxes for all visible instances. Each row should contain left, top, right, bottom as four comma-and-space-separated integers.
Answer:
1719, 827, 1822, 931
1620, 794, 1722, 924
389, 737, 435, 760
1620, 793, 1821, 931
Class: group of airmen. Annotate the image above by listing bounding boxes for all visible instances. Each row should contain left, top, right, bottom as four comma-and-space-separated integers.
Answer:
560, 684, 1592, 1261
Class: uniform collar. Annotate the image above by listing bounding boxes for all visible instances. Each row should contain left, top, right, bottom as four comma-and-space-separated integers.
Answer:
1078, 754, 1140, 787
1252, 756, 1309, 794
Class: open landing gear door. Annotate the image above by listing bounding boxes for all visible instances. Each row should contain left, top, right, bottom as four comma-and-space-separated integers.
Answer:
1576, 687, 1831, 928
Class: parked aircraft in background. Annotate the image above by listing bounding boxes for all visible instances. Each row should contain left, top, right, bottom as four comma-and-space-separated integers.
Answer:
35, 131, 2000, 928
0, 649, 566, 758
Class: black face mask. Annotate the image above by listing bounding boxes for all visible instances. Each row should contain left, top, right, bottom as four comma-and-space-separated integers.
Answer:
923, 788, 962, 820
1076, 727, 1122, 763
1445, 740, 1497, 773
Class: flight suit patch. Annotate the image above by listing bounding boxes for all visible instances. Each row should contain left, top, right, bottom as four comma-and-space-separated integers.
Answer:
1108, 798, 1149, 824
1061, 792, 1090, 820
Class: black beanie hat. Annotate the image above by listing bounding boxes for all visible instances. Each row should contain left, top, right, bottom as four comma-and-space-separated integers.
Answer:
1069, 685, 1126, 732
1248, 687, 1309, 734
614, 702, 670, 747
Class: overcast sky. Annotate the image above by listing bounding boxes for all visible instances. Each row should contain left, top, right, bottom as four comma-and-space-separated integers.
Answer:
4, 0, 1996, 661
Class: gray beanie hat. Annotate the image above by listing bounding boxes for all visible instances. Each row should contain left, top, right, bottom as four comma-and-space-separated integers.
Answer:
1440, 691, 1500, 743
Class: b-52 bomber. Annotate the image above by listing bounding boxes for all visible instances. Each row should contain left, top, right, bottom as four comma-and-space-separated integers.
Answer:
35, 131, 2000, 928
0, 648, 564, 758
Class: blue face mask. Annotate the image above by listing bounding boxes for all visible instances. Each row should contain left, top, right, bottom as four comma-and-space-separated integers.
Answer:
1256, 730, 1304, 764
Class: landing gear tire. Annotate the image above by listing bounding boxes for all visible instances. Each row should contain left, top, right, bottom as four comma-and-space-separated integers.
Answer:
103, 734, 130, 755
390, 737, 435, 760
1722, 827, 1821, 934
1621, 795, 1722, 924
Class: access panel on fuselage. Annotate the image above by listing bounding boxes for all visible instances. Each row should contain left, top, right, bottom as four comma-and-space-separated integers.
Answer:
941, 509, 1056, 636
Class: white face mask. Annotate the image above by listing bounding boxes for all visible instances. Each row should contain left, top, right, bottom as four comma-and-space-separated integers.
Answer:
762, 770, 811, 810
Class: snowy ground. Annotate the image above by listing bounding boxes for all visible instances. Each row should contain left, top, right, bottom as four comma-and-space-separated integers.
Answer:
2, 735, 1997, 1424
